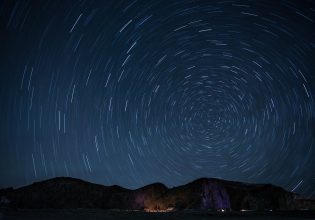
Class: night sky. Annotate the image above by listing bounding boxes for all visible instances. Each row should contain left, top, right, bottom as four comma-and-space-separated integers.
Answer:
0, 0, 314, 198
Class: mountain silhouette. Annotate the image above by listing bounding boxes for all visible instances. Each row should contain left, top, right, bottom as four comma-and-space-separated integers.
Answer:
1, 177, 314, 211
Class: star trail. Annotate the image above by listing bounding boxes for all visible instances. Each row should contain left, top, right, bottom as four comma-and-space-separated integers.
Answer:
0, 0, 314, 198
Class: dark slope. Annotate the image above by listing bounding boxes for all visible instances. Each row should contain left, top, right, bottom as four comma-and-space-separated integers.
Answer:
1, 177, 314, 211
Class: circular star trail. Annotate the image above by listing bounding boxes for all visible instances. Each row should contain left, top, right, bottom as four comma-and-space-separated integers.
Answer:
0, 0, 314, 197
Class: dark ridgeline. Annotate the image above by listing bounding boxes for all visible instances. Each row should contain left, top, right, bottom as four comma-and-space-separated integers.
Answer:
0, 177, 314, 211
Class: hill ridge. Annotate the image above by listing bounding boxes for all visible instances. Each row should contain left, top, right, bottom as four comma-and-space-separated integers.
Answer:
1, 177, 314, 211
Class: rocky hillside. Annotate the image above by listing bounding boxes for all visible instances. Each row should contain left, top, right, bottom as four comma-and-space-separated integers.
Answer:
0, 177, 314, 211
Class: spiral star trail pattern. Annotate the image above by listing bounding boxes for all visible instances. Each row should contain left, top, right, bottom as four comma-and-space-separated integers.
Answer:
0, 0, 314, 197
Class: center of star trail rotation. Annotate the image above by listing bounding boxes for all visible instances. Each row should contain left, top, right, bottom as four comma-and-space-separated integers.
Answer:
0, 0, 314, 198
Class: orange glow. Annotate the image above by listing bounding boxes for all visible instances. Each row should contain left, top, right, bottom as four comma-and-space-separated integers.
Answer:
144, 207, 175, 212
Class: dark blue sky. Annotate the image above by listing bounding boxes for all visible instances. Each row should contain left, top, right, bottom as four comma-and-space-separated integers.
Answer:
0, 0, 314, 197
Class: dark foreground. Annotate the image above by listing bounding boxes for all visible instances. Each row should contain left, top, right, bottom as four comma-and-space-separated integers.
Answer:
1, 209, 315, 220
2, 177, 315, 211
